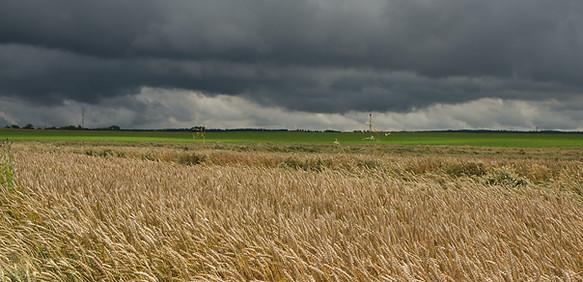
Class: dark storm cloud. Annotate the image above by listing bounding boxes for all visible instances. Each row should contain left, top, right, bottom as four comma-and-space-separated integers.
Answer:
1, 0, 582, 114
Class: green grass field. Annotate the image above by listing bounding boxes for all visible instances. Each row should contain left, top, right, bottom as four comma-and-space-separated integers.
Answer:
1, 129, 583, 148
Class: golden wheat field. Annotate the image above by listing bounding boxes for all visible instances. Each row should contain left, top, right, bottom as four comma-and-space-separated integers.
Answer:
1, 142, 583, 281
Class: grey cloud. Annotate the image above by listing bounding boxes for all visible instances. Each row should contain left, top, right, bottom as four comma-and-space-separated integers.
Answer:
1, 0, 583, 129
0, 42, 579, 114
3, 1, 582, 72
3, 92, 583, 131
0, 1, 161, 58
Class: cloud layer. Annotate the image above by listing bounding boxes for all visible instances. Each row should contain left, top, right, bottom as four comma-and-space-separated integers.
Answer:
2, 87, 583, 132
1, 0, 582, 129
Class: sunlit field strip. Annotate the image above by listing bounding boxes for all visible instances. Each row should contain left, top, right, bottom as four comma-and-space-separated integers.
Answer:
1, 129, 583, 147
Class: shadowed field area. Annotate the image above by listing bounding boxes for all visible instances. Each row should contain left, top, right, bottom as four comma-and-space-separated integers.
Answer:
1, 142, 582, 280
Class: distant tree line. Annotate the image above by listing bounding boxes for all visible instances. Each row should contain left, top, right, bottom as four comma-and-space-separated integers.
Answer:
3, 124, 121, 131
5, 124, 581, 134
4, 124, 35, 129
202, 128, 341, 133
2, 124, 343, 132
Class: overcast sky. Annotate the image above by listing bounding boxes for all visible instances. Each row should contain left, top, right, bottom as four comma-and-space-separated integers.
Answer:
1, 0, 583, 131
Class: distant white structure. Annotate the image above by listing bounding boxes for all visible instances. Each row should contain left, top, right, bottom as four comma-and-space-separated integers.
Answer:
362, 113, 391, 141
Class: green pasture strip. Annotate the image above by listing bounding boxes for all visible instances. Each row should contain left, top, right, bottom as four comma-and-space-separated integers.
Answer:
1, 129, 582, 148
380, 132, 583, 148
0, 129, 189, 143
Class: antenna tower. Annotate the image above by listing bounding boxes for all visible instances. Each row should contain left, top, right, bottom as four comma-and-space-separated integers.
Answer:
81, 105, 85, 128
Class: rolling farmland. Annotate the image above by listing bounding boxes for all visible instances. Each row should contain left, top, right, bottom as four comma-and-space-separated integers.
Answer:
1, 131, 582, 280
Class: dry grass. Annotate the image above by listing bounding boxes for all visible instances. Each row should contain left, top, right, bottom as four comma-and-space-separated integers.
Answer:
1, 143, 582, 280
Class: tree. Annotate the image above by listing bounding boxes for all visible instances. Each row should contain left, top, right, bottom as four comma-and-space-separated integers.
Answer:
59, 125, 79, 130
23, 124, 34, 129
107, 125, 121, 131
